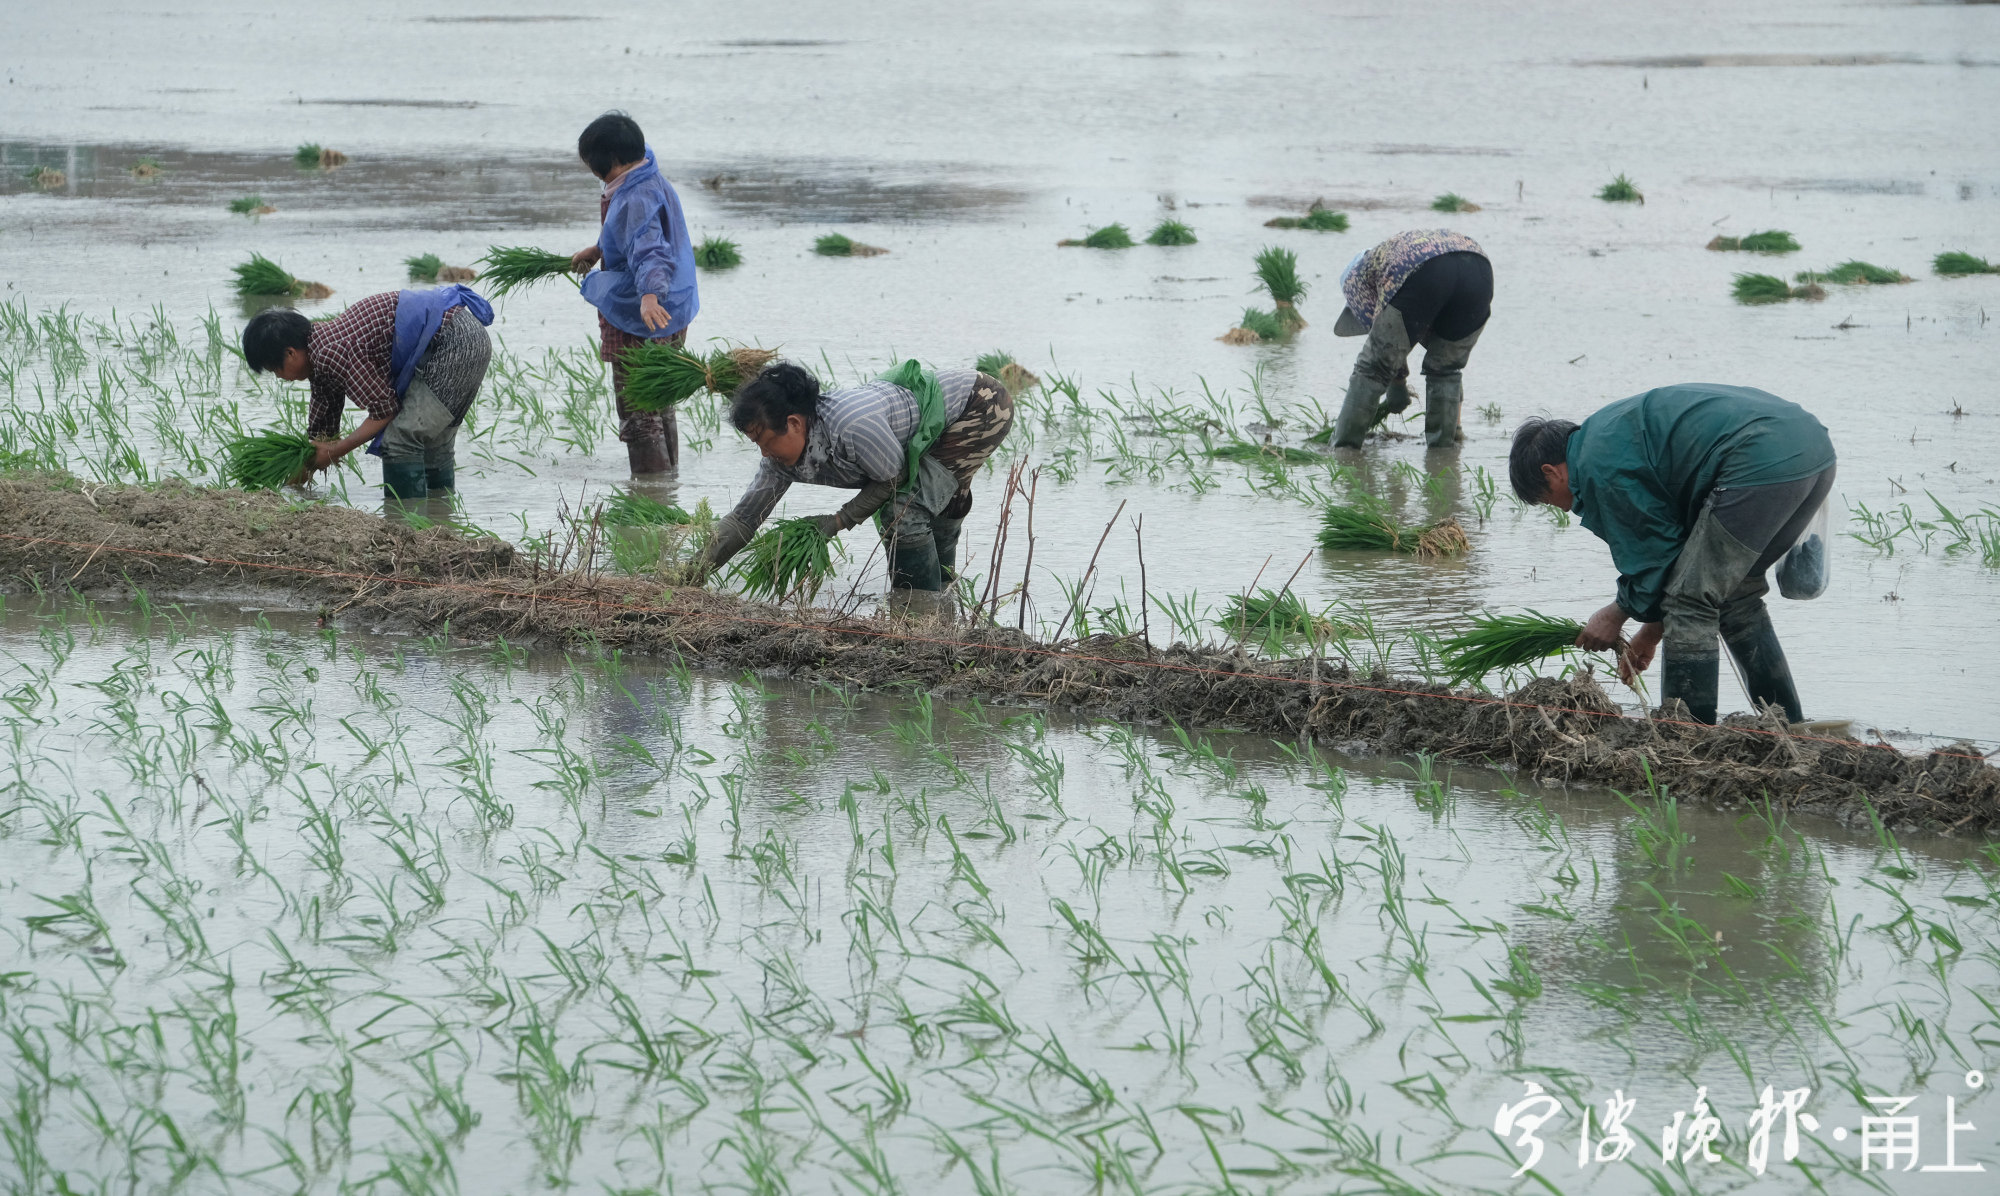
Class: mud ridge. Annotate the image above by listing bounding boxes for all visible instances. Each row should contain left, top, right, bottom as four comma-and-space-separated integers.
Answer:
4, 476, 1994, 833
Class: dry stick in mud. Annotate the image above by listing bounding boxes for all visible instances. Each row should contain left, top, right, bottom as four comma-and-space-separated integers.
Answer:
1134, 514, 1152, 654
1053, 499, 1128, 642
1017, 468, 1041, 632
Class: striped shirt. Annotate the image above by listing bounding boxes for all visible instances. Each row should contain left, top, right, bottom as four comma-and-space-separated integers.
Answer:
726, 368, 976, 530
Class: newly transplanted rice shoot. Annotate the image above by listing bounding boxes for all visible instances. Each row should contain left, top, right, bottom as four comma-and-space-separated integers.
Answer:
1435, 610, 1600, 685
224, 431, 317, 490
1145, 219, 1197, 246
1707, 230, 1799, 254
695, 237, 743, 269
1220, 307, 1286, 344
232, 253, 329, 299
478, 246, 576, 295
1254, 246, 1307, 329
1318, 498, 1468, 557
619, 343, 778, 412
1732, 272, 1824, 304
736, 517, 839, 602
1597, 173, 1643, 202
1058, 223, 1137, 249
600, 491, 691, 527
1799, 260, 1910, 286
814, 232, 887, 257
405, 253, 444, 283
1430, 192, 1480, 213
1934, 251, 1999, 277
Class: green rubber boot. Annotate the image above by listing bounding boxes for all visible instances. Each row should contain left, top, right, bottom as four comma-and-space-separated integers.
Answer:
381, 460, 428, 502
1722, 613, 1803, 723
1661, 648, 1721, 725
888, 537, 943, 592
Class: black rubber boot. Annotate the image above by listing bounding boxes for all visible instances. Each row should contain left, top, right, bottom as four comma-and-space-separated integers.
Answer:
426, 462, 455, 494
932, 517, 964, 585
627, 431, 672, 476
1331, 370, 1390, 448
1722, 613, 1803, 723
888, 537, 944, 592
381, 460, 428, 502
1661, 648, 1721, 725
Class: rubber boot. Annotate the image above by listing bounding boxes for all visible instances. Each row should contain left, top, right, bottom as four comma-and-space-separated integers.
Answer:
1382, 374, 1413, 417
425, 462, 455, 494
1722, 611, 1803, 723
1660, 648, 1721, 725
1330, 369, 1389, 448
627, 430, 673, 476
1422, 373, 1463, 448
932, 517, 964, 585
888, 537, 944, 592
381, 460, 428, 502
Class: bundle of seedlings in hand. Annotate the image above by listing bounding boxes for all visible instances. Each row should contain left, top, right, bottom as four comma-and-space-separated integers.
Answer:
1145, 219, 1197, 246
1706, 230, 1799, 254
601, 490, 691, 527
232, 253, 331, 299
1597, 173, 1643, 203
736, 517, 839, 602
695, 236, 743, 269
1431, 192, 1480, 213
814, 232, 888, 257
1436, 610, 1608, 686
26, 166, 65, 189
294, 143, 347, 169
976, 350, 1041, 392
1799, 260, 1910, 286
1317, 497, 1468, 557
1059, 223, 1136, 249
1934, 251, 1999, 277
1733, 272, 1824, 304
1220, 307, 1286, 344
224, 431, 317, 490
478, 246, 576, 295
619, 342, 777, 412
1216, 589, 1341, 640
1254, 246, 1307, 329
1265, 201, 1348, 231
229, 195, 275, 216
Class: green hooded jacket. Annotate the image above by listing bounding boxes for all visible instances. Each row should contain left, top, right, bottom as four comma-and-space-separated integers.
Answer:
1567, 383, 1835, 622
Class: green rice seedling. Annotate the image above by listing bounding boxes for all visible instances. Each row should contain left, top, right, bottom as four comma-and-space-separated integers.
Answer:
1597, 173, 1643, 203
1798, 260, 1909, 285
231, 253, 306, 298
1430, 192, 1480, 213
600, 491, 690, 527
228, 195, 273, 215
619, 342, 776, 412
294, 143, 345, 168
1204, 439, 1322, 464
1436, 610, 1603, 685
404, 253, 444, 283
1059, 222, 1136, 249
1145, 219, 1197, 246
26, 165, 65, 188
1254, 246, 1307, 328
695, 236, 742, 269
814, 232, 888, 256
735, 517, 839, 602
1266, 203, 1349, 231
477, 245, 575, 295
1707, 230, 1799, 253
1733, 272, 1824, 304
223, 431, 316, 490
1222, 307, 1286, 344
1934, 251, 1998, 277
130, 157, 163, 179
1215, 589, 1339, 640
1317, 498, 1468, 557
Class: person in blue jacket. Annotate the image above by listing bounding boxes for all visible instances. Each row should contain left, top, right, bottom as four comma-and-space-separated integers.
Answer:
568, 112, 700, 477
1508, 384, 1836, 725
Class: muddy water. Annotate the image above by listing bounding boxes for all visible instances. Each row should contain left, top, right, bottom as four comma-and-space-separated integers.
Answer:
0, 594, 1994, 1193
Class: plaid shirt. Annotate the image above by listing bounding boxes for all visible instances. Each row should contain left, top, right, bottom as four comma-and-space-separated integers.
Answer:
306, 291, 401, 439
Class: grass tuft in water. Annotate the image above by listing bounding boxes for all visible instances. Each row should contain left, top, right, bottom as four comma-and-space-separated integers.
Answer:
1798, 260, 1909, 286
1934, 251, 1997, 277
1145, 219, 1198, 246
1708, 230, 1800, 254
404, 253, 444, 283
224, 431, 316, 490
814, 232, 887, 257
1597, 173, 1643, 203
232, 253, 306, 298
1430, 192, 1480, 213
1733, 272, 1825, 304
1059, 223, 1137, 250
228, 195, 271, 216
1318, 499, 1468, 557
1222, 307, 1286, 344
736, 517, 839, 602
601, 491, 691, 527
478, 246, 574, 295
1436, 611, 1589, 686
695, 237, 743, 270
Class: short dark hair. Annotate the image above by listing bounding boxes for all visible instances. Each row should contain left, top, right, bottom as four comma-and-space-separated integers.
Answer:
241, 308, 313, 373
577, 111, 646, 177
1509, 417, 1579, 503
731, 362, 822, 435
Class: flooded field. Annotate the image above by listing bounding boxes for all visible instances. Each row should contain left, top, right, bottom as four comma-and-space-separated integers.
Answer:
2, 0, 1998, 1190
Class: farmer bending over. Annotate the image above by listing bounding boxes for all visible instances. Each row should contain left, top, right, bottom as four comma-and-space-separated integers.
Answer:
1329, 229, 1491, 449
569, 111, 699, 476
700, 361, 1015, 596
242, 285, 493, 501
1509, 384, 1836, 724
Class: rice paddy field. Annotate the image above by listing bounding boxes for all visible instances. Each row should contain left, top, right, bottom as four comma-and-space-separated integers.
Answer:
2, 1, 1997, 1192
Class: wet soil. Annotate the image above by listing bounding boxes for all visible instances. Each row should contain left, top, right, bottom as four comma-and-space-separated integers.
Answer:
7, 475, 1994, 832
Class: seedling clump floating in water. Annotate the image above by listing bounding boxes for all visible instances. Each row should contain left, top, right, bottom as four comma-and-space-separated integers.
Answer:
735, 516, 840, 601
1596, 173, 1643, 203
814, 232, 888, 256
1058, 223, 1136, 249
695, 236, 743, 269
1430, 192, 1480, 213
294, 142, 347, 168
1254, 246, 1307, 329
404, 253, 445, 282
1798, 260, 1910, 286
223, 431, 317, 490
1265, 201, 1348, 231
232, 253, 331, 299
1318, 498, 1468, 557
228, 195, 274, 216
1145, 219, 1197, 245
1707, 230, 1799, 254
1934, 251, 1998, 277
478, 245, 577, 295
130, 156, 162, 179
1220, 307, 1286, 344
1732, 272, 1824, 304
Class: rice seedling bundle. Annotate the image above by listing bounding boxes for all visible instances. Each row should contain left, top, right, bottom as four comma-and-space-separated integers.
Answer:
1732, 272, 1823, 305
1706, 230, 1799, 254
1266, 202, 1349, 232
601, 491, 692, 527
1597, 173, 1643, 203
1431, 192, 1481, 213
130, 158, 162, 179
404, 253, 444, 283
1216, 589, 1339, 639
815, 232, 888, 257
1254, 246, 1307, 328
232, 253, 326, 299
1436, 610, 1598, 685
695, 236, 743, 269
1145, 219, 1198, 246
736, 517, 839, 602
1317, 500, 1468, 557
619, 342, 777, 412
976, 351, 1041, 392
1798, 260, 1909, 286
1934, 251, 1998, 277
1059, 223, 1136, 249
477, 245, 575, 295
294, 143, 346, 169
1221, 307, 1285, 344
228, 195, 274, 216
224, 431, 316, 490
1205, 440, 1323, 464
26, 166, 65, 188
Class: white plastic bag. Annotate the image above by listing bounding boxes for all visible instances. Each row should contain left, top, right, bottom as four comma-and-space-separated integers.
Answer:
1776, 499, 1831, 600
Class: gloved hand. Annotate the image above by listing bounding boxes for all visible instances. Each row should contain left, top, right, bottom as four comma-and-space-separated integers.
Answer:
836, 478, 898, 530
807, 513, 843, 538
697, 515, 756, 580
1380, 374, 1413, 415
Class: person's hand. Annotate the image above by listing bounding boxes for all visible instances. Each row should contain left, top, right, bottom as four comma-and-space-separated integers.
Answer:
807, 513, 843, 538
639, 293, 671, 332
1575, 601, 1627, 651
1619, 621, 1662, 685
570, 245, 602, 273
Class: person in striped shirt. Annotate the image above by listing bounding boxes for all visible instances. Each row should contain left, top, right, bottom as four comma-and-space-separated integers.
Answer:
700, 361, 1015, 597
